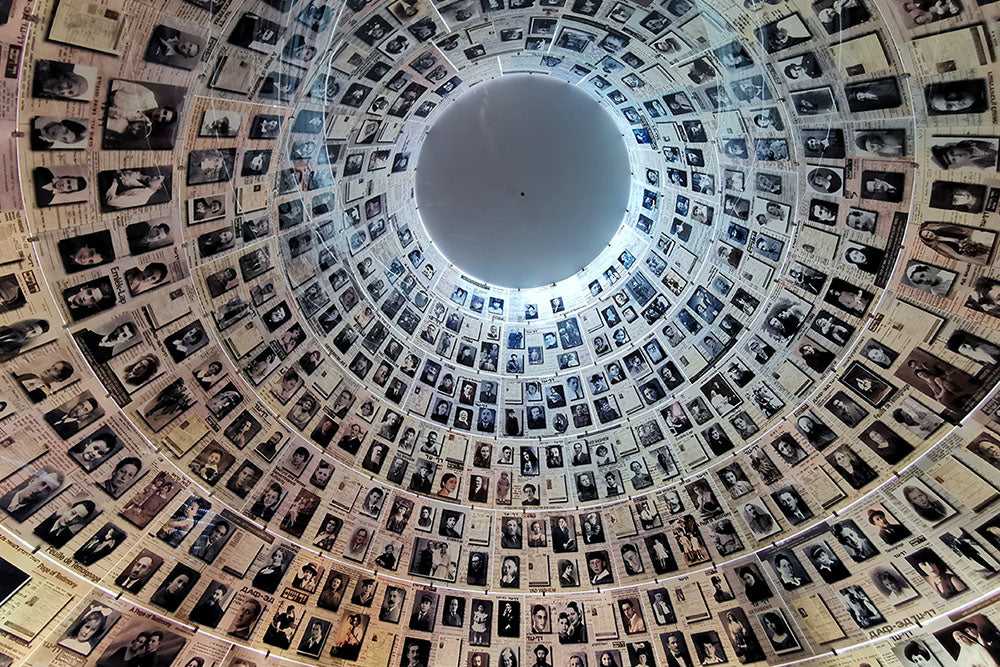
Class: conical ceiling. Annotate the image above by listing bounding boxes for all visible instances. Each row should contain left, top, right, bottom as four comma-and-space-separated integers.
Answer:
0, 0, 997, 665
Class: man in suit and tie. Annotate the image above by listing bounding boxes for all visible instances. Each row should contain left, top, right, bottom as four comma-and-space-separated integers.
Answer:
14, 360, 73, 403
409, 464, 433, 494
570, 442, 591, 466
74, 323, 138, 364
467, 475, 488, 502
620, 599, 646, 633
500, 518, 522, 549
190, 520, 231, 564
775, 489, 811, 524
189, 584, 228, 627
45, 396, 100, 439
379, 588, 404, 623
351, 579, 376, 607
116, 554, 157, 593
663, 632, 694, 667
3, 468, 64, 519
34, 499, 96, 547
336, 423, 363, 455
442, 597, 463, 627
413, 542, 434, 576
409, 594, 435, 632
33, 167, 87, 208
297, 619, 327, 656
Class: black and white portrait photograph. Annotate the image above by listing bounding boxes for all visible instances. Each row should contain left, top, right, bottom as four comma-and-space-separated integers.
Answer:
33, 491, 102, 548
198, 109, 242, 138
144, 24, 205, 69
73, 522, 128, 567
58, 600, 120, 656
44, 391, 104, 439
149, 562, 200, 612
757, 609, 801, 655
187, 148, 237, 185
30, 116, 88, 150
249, 113, 282, 139
845, 77, 901, 112
97, 167, 172, 211
32, 60, 98, 101
838, 585, 885, 629
228, 12, 282, 52
188, 580, 233, 628
754, 13, 811, 53
925, 79, 990, 116
56, 231, 114, 277
102, 79, 185, 149
93, 620, 187, 667
33, 165, 90, 208
839, 361, 897, 407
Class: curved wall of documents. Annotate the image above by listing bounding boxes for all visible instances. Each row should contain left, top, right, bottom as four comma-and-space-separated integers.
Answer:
0, 0, 1000, 665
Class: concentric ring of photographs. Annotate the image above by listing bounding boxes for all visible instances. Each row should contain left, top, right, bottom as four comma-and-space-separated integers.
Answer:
6, 0, 1000, 664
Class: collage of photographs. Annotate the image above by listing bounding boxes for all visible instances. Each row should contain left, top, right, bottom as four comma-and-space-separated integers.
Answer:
0, 0, 996, 664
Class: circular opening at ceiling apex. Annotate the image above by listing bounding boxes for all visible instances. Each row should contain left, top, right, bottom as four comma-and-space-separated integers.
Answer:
414, 74, 631, 289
